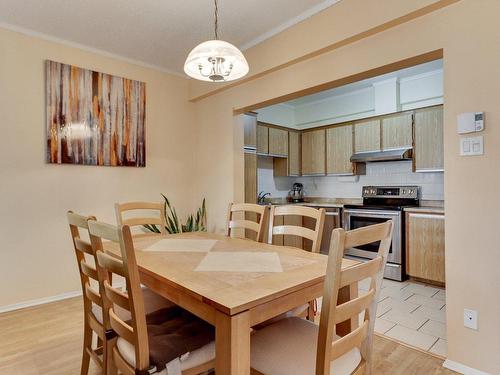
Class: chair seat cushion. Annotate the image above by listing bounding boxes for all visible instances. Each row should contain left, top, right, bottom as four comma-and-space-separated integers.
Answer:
116, 306, 215, 372
251, 317, 361, 375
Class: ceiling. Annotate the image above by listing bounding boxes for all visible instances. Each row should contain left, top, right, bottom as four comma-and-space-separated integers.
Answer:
0, 0, 340, 74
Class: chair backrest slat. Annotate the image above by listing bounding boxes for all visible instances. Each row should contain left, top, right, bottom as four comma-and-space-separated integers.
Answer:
316, 220, 393, 375
268, 205, 326, 253
330, 321, 369, 361
226, 203, 269, 242
80, 261, 99, 281
109, 309, 135, 344
339, 258, 382, 289
115, 201, 167, 235
85, 283, 103, 306
89, 220, 151, 373
102, 279, 131, 310
333, 289, 374, 325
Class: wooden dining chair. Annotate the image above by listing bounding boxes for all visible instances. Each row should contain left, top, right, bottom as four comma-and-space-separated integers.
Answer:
115, 201, 168, 235
226, 202, 269, 242
251, 220, 394, 375
268, 205, 326, 253
89, 220, 215, 375
67, 211, 108, 375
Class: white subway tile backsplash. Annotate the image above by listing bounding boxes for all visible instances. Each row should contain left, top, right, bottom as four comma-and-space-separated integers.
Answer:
258, 159, 444, 200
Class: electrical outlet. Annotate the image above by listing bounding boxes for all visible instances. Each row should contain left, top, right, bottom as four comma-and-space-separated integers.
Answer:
464, 309, 478, 330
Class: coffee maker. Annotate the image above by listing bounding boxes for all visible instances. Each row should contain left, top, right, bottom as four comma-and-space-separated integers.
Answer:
288, 183, 304, 203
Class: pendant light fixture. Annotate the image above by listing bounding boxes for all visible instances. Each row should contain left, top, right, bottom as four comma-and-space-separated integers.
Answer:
184, 0, 249, 82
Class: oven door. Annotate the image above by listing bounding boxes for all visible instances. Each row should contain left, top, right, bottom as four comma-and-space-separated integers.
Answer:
342, 208, 402, 264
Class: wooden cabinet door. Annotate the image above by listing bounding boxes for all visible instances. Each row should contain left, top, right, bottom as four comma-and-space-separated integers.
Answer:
268, 128, 288, 156
301, 129, 326, 175
406, 212, 445, 284
414, 106, 444, 171
283, 215, 304, 249
271, 215, 284, 246
244, 153, 257, 204
319, 208, 341, 255
256, 124, 269, 154
326, 124, 354, 175
354, 119, 381, 153
382, 112, 413, 150
243, 113, 257, 149
288, 131, 301, 176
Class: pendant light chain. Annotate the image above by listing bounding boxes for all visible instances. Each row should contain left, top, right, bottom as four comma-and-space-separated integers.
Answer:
214, 0, 219, 40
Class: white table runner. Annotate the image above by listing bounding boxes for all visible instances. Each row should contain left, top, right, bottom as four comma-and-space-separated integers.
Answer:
142, 239, 217, 252
195, 252, 283, 273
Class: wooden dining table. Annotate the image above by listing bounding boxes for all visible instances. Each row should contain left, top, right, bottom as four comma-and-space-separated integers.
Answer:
105, 231, 360, 375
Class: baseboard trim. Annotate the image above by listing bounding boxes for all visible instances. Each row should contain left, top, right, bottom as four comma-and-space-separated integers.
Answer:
0, 290, 82, 314
443, 359, 490, 375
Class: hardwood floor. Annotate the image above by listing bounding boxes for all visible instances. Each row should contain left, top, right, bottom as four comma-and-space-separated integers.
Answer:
0, 297, 456, 374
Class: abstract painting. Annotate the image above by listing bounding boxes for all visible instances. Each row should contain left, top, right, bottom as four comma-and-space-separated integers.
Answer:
46, 60, 146, 167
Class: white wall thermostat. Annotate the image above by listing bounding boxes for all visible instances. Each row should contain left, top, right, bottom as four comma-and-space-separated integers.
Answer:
457, 112, 484, 134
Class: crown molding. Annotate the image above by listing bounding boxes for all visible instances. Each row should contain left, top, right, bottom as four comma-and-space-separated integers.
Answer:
0, 22, 186, 78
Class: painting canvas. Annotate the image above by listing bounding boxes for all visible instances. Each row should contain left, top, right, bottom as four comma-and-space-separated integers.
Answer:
46, 60, 146, 167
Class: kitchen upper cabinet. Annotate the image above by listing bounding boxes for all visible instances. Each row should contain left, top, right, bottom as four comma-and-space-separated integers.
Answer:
326, 124, 354, 175
288, 131, 301, 176
268, 128, 288, 156
414, 106, 444, 172
243, 113, 257, 150
256, 124, 269, 154
354, 119, 381, 153
406, 211, 445, 284
302, 129, 326, 176
274, 130, 300, 177
382, 112, 413, 150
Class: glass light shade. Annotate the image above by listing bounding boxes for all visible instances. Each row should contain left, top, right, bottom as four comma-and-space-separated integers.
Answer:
184, 40, 249, 82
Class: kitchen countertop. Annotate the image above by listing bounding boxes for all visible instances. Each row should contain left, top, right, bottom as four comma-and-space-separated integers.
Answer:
262, 197, 362, 208
404, 206, 445, 214
262, 197, 444, 213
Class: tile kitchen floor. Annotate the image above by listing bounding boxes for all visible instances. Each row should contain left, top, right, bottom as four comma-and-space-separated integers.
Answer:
363, 278, 447, 358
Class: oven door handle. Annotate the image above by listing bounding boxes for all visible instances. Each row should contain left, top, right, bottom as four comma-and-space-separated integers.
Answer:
343, 209, 401, 217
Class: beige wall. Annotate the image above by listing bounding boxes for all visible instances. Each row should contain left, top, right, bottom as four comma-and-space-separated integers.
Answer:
191, 0, 500, 373
0, 28, 196, 307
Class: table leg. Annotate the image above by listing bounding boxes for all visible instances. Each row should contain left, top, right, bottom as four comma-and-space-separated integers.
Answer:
215, 310, 251, 375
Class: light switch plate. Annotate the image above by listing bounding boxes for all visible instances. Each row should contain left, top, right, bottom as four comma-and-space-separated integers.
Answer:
464, 309, 478, 330
460, 135, 484, 156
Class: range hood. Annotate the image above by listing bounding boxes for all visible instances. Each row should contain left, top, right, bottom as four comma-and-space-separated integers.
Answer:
350, 148, 413, 163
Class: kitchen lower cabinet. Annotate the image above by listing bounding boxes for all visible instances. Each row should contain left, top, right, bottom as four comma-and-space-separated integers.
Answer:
406, 211, 445, 284
302, 129, 326, 176
319, 208, 341, 255
283, 215, 304, 249
302, 206, 341, 253
414, 106, 444, 172
271, 215, 284, 246
244, 153, 258, 240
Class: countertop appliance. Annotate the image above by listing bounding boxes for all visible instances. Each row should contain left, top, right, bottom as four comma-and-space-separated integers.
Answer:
343, 185, 420, 281
288, 183, 304, 203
